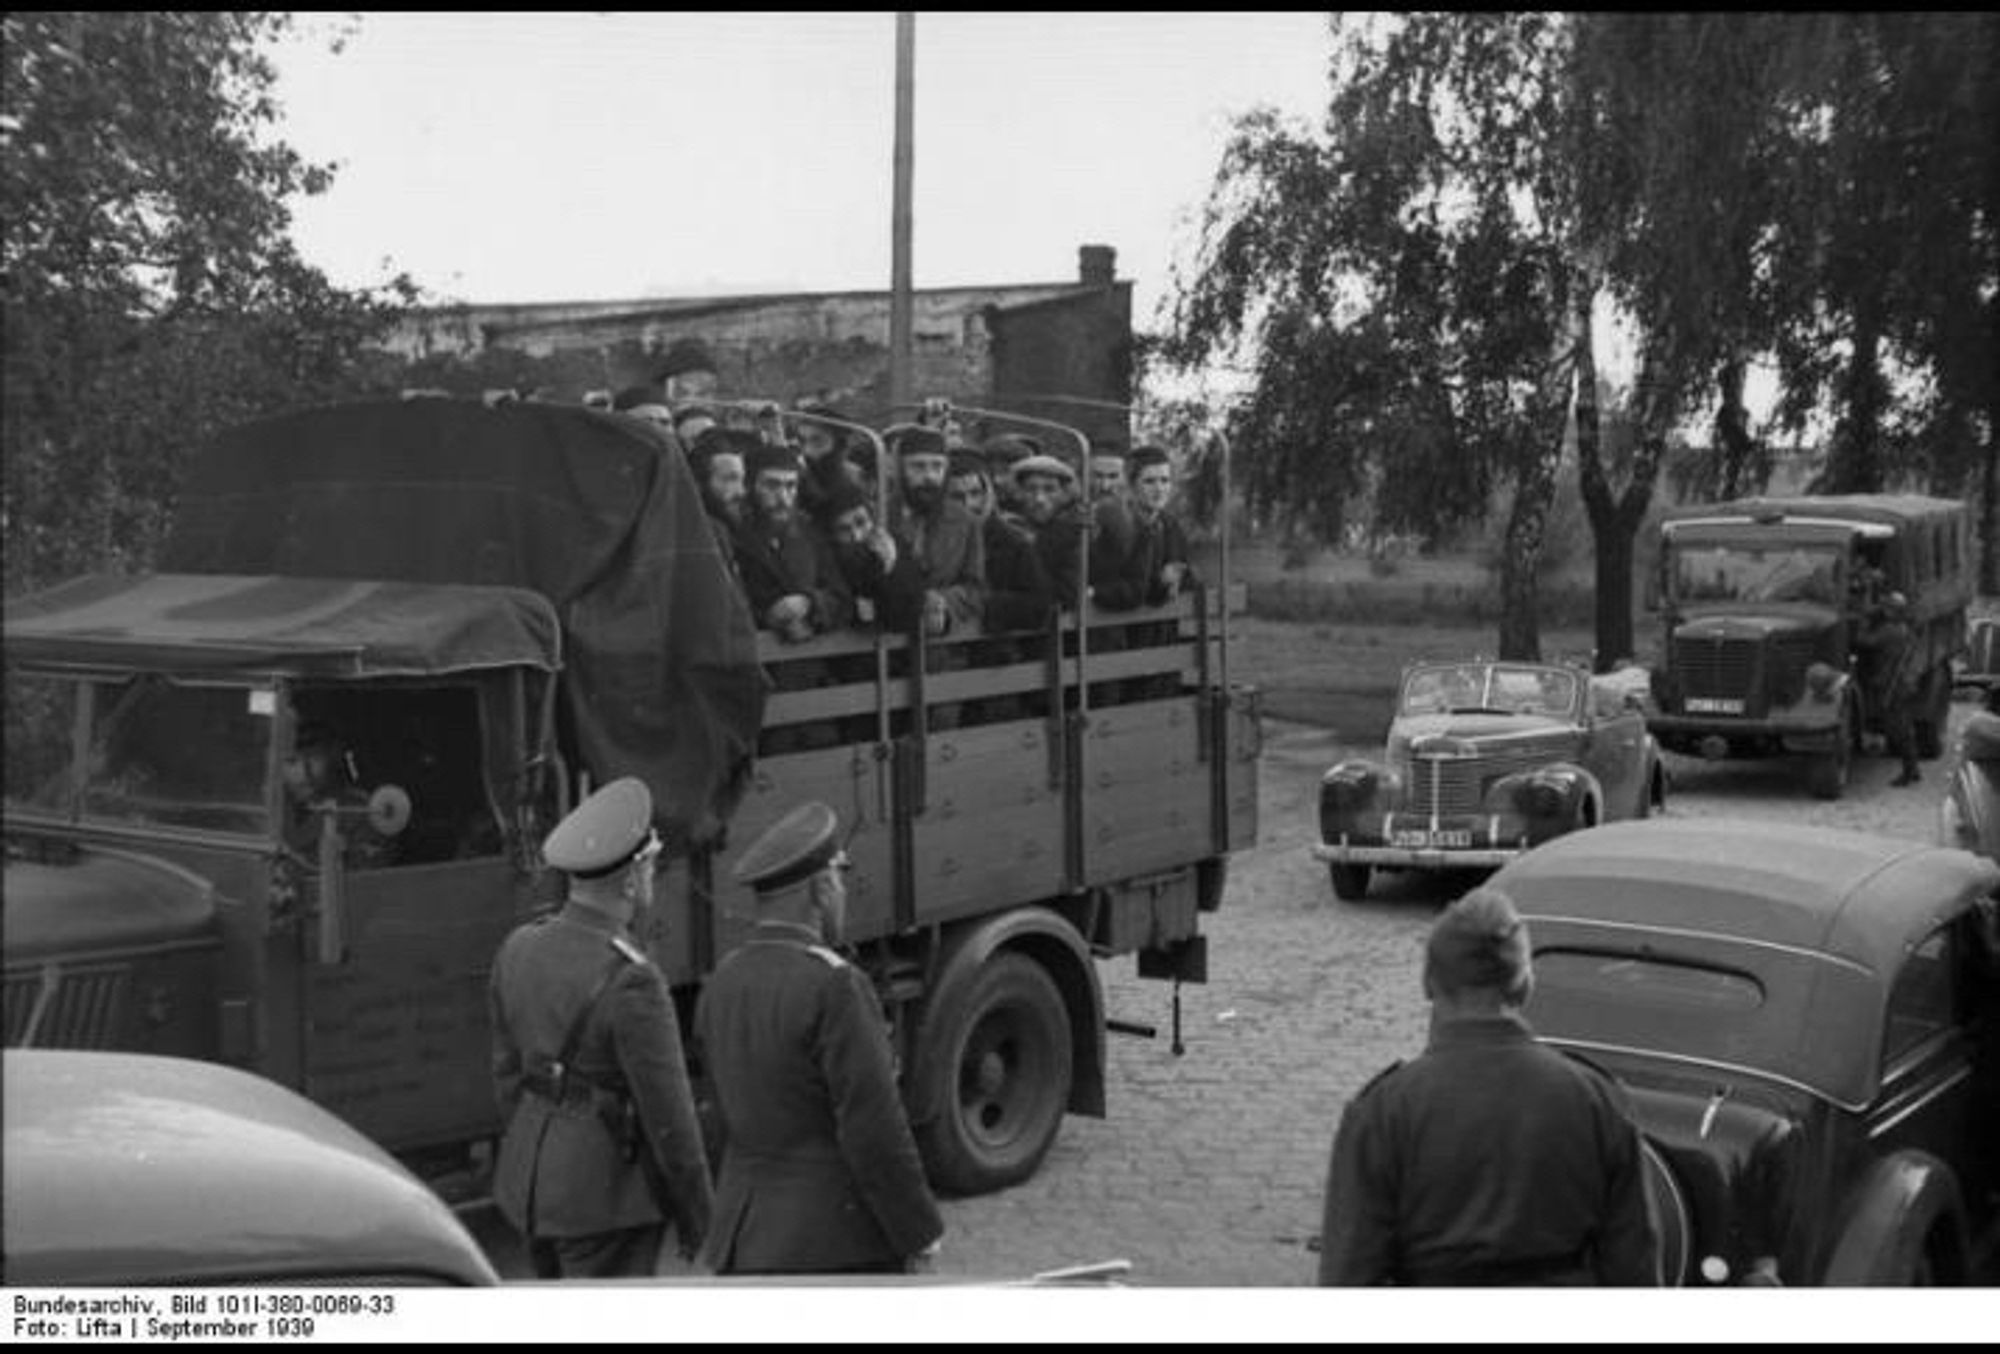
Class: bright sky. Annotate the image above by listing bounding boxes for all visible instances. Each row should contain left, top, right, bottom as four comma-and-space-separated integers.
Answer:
269, 11, 1335, 336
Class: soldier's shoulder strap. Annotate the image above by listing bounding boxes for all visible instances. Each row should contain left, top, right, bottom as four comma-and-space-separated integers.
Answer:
610, 934, 651, 966
804, 944, 848, 970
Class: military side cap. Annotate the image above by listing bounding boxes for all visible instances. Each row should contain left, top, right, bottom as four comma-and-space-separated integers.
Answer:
1012, 453, 1077, 486
544, 777, 654, 877
732, 801, 841, 894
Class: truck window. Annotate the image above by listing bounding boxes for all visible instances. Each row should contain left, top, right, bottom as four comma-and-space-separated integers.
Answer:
79, 677, 273, 835
1672, 545, 1841, 606
291, 684, 504, 866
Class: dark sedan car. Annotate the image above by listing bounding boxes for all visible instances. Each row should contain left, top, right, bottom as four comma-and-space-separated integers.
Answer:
1489, 820, 2000, 1286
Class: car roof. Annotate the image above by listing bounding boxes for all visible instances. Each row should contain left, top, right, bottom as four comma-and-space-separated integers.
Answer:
1496, 821, 1998, 1106
1498, 819, 1995, 975
2, 1050, 498, 1286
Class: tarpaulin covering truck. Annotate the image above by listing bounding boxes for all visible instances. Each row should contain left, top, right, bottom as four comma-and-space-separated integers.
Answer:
3, 398, 1260, 1194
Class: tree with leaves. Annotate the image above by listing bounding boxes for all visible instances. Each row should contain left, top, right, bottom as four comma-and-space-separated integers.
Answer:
2, 12, 414, 594
1168, 14, 1583, 660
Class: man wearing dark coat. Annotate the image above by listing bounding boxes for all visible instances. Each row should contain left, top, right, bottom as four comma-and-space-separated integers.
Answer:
695, 802, 945, 1275
1317, 887, 1658, 1286
489, 777, 714, 1279
730, 442, 852, 643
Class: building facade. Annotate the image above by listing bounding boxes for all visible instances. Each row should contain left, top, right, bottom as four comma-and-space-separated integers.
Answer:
385, 245, 1133, 446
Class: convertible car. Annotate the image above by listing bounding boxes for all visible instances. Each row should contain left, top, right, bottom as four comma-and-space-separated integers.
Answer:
1311, 660, 1665, 901
1493, 820, 2000, 1286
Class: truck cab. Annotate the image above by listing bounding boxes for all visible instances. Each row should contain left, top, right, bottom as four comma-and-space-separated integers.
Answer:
3, 573, 564, 1170
1646, 495, 1972, 799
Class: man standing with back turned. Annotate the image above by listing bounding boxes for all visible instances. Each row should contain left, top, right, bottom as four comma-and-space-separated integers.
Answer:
696, 802, 945, 1275
1317, 887, 1658, 1286
489, 777, 714, 1278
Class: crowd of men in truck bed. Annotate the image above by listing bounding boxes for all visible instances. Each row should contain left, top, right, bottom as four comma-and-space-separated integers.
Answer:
591, 386, 1197, 654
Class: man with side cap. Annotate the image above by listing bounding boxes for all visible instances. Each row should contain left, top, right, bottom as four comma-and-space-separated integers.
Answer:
695, 802, 945, 1275
489, 777, 714, 1279
1317, 886, 1658, 1286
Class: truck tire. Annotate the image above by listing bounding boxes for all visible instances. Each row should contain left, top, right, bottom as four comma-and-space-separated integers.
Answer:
916, 951, 1072, 1196
1807, 705, 1852, 800
1328, 863, 1372, 902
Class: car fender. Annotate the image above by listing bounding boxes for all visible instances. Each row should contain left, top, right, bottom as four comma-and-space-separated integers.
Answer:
904, 906, 1106, 1129
1820, 1150, 1969, 1285
1529, 762, 1605, 827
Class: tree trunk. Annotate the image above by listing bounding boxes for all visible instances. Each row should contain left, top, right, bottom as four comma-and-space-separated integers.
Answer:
1821, 312, 1887, 494
1497, 441, 1559, 660
1575, 312, 1670, 672
1713, 358, 1763, 500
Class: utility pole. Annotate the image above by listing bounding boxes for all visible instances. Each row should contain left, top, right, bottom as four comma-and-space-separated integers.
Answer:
889, 12, 915, 417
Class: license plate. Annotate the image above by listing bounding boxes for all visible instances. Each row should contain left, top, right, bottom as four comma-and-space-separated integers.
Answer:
1685, 697, 1745, 714
1391, 828, 1473, 849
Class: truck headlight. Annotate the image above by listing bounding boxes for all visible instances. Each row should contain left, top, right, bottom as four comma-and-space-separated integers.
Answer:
1805, 662, 1839, 702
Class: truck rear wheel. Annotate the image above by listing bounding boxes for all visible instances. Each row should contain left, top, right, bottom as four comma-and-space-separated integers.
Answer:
1328, 863, 1372, 902
916, 952, 1072, 1196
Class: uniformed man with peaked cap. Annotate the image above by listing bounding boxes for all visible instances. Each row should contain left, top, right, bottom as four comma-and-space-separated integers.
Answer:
489, 777, 714, 1279
694, 802, 945, 1275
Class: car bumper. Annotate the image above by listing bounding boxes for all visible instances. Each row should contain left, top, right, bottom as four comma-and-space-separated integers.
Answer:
1312, 840, 1525, 869
1647, 709, 1842, 744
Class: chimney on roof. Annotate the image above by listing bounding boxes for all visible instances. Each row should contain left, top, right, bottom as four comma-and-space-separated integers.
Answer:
1078, 244, 1116, 287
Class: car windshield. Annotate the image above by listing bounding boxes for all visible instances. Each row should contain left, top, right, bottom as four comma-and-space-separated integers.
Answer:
1400, 664, 1577, 717
11, 674, 275, 836
1670, 544, 1842, 605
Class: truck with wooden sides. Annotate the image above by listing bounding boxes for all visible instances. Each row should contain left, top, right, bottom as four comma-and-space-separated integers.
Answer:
1, 397, 1259, 1195
1644, 493, 1972, 800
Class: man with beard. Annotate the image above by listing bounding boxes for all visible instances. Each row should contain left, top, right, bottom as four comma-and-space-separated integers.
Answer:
731, 442, 852, 645
887, 426, 985, 640
823, 480, 924, 634
792, 400, 869, 527
689, 429, 752, 592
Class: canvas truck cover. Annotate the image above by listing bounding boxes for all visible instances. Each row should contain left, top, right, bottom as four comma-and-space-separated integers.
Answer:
159, 398, 766, 847
4, 573, 561, 678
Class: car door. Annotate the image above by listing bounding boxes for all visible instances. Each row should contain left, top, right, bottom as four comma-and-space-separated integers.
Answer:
1867, 922, 1979, 1194
1580, 684, 1648, 818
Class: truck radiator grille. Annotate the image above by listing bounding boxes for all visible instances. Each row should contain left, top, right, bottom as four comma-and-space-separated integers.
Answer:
3, 964, 129, 1048
1674, 636, 1759, 701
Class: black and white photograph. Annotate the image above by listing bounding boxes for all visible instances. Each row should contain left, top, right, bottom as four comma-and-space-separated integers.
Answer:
3, 11, 1995, 1343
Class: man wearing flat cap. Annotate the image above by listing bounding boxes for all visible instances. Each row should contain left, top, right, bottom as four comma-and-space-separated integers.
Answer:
1317, 887, 1657, 1286
1011, 453, 1088, 606
489, 777, 714, 1279
694, 802, 945, 1275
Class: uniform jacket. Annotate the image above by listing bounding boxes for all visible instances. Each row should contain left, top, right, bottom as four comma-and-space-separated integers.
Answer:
1317, 1012, 1657, 1286
490, 901, 714, 1246
694, 921, 944, 1274
731, 510, 853, 635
